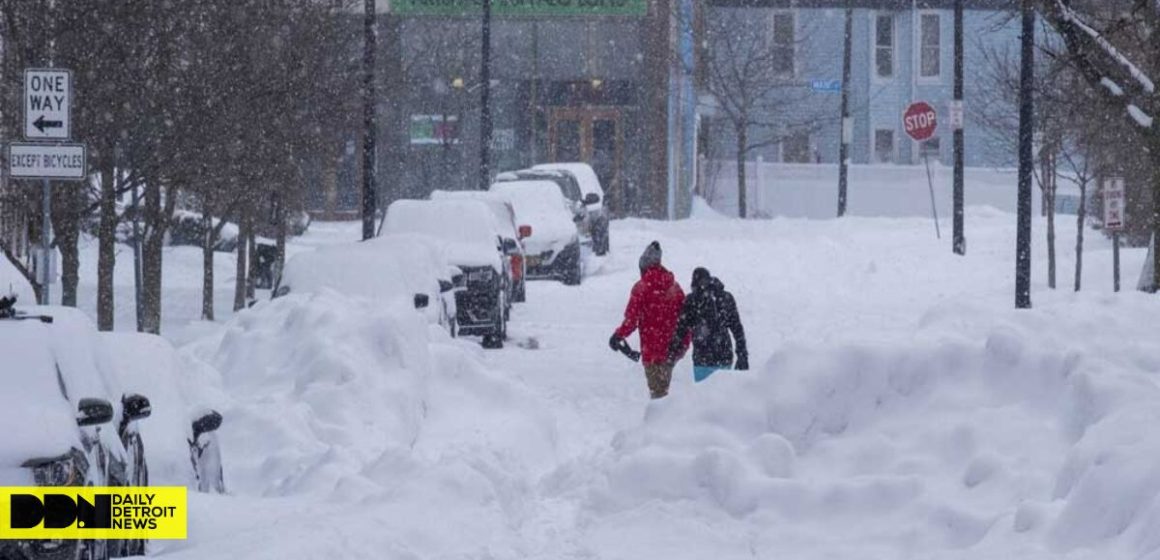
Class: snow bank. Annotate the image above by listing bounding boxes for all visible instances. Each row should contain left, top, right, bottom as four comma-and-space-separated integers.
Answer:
201, 290, 556, 497
583, 295, 1160, 558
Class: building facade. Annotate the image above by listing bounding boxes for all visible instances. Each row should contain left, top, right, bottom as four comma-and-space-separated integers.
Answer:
312, 0, 699, 220
705, 0, 1021, 169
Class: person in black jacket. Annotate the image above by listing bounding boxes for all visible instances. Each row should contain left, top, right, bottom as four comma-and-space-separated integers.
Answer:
667, 267, 748, 382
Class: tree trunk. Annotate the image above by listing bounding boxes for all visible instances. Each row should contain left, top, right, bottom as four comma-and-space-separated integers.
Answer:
51, 186, 82, 307
1152, 138, 1160, 292
273, 196, 287, 293
97, 164, 117, 331
201, 206, 215, 321
245, 228, 257, 301
736, 123, 747, 219
140, 180, 173, 335
1075, 175, 1087, 292
233, 217, 249, 312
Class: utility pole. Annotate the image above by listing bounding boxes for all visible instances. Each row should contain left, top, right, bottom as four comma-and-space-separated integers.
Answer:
837, 0, 852, 217
362, 0, 377, 241
478, 0, 494, 190
1016, 0, 1034, 309
952, 0, 965, 255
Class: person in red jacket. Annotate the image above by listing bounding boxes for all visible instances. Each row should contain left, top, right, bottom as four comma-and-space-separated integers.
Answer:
610, 241, 688, 399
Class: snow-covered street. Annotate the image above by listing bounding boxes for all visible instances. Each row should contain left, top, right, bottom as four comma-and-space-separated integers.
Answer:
106, 206, 1160, 560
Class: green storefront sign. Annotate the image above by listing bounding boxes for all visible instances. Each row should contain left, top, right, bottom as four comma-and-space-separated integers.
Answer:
392, 0, 647, 17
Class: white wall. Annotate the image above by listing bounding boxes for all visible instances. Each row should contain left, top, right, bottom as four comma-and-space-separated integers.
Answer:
701, 161, 1078, 219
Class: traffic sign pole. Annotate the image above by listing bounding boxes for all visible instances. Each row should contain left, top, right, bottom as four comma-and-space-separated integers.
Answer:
41, 179, 50, 305
1114, 232, 1121, 292
923, 148, 941, 239
903, 101, 940, 239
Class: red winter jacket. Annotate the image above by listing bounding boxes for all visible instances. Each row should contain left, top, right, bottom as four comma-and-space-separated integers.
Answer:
614, 265, 688, 365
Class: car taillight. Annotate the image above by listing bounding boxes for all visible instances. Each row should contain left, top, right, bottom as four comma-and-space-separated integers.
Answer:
511, 255, 523, 281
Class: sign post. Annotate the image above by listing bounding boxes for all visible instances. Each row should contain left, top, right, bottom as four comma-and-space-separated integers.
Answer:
17, 68, 85, 305
904, 101, 940, 239
1102, 176, 1126, 292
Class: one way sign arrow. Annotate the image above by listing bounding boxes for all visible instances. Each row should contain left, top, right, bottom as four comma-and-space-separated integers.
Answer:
33, 115, 62, 134
24, 68, 72, 140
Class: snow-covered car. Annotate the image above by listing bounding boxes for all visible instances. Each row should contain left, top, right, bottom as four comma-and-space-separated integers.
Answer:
495, 168, 604, 255
431, 189, 530, 304
273, 233, 460, 336
489, 180, 584, 285
384, 199, 512, 348
532, 162, 610, 255
0, 301, 223, 560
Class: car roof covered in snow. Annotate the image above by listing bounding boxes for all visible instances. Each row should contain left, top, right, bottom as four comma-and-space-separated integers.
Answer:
497, 169, 583, 203
531, 162, 605, 210
384, 199, 503, 270
0, 306, 122, 475
281, 233, 454, 307
429, 190, 519, 240
488, 181, 578, 255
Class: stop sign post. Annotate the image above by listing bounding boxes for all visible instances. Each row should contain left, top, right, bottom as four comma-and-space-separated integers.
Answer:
904, 101, 941, 239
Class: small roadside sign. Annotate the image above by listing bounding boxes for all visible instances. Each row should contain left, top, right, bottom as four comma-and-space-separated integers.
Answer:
1103, 177, 1125, 231
24, 69, 71, 140
10, 143, 87, 180
903, 102, 938, 142
949, 100, 964, 130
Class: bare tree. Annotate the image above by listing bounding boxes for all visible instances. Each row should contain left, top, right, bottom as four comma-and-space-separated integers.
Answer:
1034, 0, 1160, 291
703, 6, 825, 218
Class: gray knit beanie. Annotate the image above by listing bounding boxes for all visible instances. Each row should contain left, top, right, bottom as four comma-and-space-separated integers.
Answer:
639, 241, 662, 271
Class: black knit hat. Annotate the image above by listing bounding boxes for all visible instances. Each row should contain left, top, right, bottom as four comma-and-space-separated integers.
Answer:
639, 241, 662, 271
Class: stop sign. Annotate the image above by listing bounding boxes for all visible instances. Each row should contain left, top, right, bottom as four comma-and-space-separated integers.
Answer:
903, 102, 938, 141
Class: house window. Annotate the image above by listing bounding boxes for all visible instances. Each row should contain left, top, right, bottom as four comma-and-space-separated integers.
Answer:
874, 14, 894, 79
874, 129, 895, 163
782, 132, 811, 163
920, 13, 941, 78
920, 137, 940, 160
772, 12, 795, 78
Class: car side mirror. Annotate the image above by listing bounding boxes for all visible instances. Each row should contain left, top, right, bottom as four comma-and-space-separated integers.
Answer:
451, 273, 465, 287
502, 238, 517, 253
583, 193, 600, 205
414, 293, 430, 309
192, 410, 223, 441
122, 394, 152, 421
573, 213, 585, 223
438, 279, 454, 293
77, 398, 114, 427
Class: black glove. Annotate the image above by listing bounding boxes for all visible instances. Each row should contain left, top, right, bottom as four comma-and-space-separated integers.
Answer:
609, 335, 624, 352
735, 354, 749, 371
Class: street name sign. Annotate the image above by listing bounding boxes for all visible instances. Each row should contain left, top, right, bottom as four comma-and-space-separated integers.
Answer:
25, 69, 72, 140
10, 143, 87, 180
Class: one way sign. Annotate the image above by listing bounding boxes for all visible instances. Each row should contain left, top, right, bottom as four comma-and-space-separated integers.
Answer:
25, 68, 71, 140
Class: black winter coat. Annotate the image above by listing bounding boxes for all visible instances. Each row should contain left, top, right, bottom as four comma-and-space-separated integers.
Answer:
668, 278, 747, 367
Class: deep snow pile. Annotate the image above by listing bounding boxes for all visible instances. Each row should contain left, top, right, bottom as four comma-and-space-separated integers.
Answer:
584, 300, 1160, 558
198, 289, 557, 497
